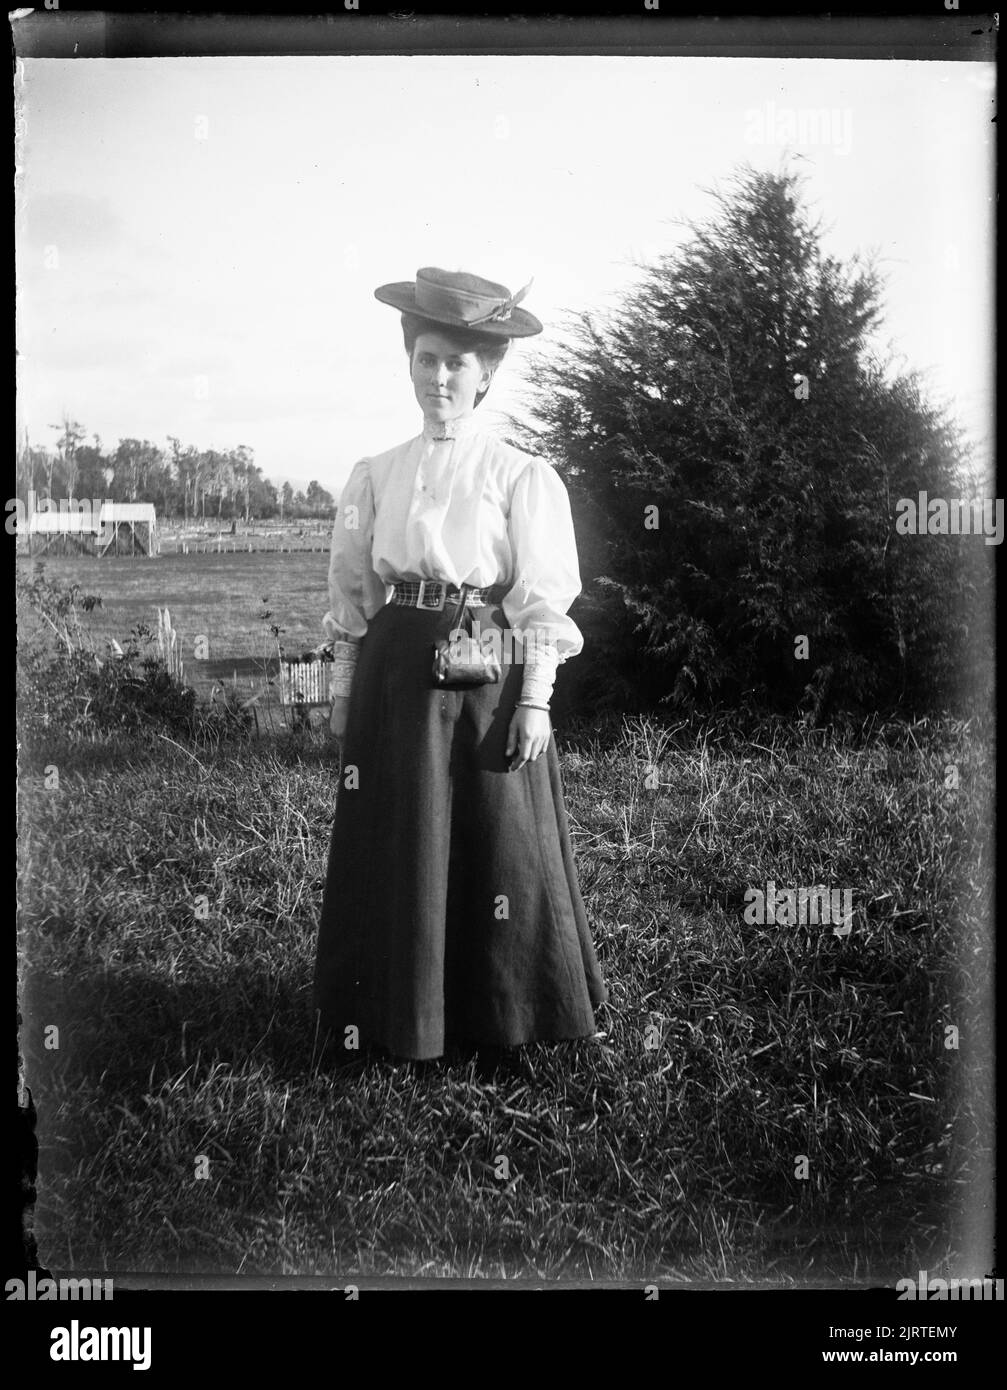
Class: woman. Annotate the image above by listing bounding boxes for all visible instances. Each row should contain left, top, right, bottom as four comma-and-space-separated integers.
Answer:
314, 266, 606, 1063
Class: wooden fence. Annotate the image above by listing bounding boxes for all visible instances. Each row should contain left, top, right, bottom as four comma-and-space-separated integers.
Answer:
190, 654, 333, 708
158, 525, 333, 556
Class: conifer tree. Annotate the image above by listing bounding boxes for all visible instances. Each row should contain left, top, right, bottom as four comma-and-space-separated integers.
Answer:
516, 165, 990, 718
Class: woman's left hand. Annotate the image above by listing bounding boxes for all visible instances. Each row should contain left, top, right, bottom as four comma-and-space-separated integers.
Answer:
506, 705, 552, 772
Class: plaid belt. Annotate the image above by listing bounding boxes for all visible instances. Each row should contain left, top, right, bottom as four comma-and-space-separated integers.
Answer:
390, 580, 503, 612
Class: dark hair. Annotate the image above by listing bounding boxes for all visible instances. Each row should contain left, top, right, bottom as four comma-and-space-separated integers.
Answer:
400, 312, 510, 408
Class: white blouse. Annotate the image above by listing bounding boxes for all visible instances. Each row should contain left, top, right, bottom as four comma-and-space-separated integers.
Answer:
322, 412, 584, 674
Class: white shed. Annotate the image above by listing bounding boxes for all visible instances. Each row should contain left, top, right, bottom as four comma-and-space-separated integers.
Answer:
96, 503, 159, 557
27, 509, 100, 556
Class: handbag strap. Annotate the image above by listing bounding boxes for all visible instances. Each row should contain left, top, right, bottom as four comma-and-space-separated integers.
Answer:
447, 583, 470, 630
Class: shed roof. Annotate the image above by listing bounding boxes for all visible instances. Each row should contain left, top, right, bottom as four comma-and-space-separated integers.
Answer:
28, 511, 100, 533
98, 503, 158, 522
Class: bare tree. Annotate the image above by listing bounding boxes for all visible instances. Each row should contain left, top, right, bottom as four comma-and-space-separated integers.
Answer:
48, 413, 87, 499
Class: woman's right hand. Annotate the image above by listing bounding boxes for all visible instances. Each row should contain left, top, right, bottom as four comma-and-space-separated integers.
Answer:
329, 694, 351, 744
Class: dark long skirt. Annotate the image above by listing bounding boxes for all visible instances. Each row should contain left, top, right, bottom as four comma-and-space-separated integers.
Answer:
313, 598, 607, 1061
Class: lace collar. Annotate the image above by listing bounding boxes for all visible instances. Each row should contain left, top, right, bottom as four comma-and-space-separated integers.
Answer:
420, 410, 483, 445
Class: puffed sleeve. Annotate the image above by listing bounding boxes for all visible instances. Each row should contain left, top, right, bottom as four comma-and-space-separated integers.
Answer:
321, 459, 389, 642
502, 458, 584, 669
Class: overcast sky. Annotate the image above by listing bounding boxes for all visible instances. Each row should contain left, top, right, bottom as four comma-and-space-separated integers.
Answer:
16, 53, 994, 493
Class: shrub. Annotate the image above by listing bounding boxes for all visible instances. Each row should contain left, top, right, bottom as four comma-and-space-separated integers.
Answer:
16, 563, 252, 752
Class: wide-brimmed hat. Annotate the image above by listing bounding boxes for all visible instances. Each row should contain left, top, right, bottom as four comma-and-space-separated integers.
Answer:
373, 266, 542, 338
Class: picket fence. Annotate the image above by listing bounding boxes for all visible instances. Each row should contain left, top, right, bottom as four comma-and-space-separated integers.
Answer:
154, 608, 332, 716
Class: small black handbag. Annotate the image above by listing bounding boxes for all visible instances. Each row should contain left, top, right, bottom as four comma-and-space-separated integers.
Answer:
431, 583, 502, 687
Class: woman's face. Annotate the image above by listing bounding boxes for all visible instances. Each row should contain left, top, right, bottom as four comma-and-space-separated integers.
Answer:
410, 331, 492, 424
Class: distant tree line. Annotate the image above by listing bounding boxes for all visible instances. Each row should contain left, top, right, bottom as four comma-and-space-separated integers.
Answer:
515, 164, 993, 721
15, 427, 335, 522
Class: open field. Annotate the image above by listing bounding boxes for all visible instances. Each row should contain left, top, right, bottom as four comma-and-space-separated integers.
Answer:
157, 522, 333, 557
16, 551, 334, 719
20, 519, 335, 559
15, 551, 330, 658
17, 715, 992, 1282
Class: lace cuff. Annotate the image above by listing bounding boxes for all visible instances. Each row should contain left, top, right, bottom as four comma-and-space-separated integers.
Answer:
330, 638, 361, 699
520, 642, 560, 706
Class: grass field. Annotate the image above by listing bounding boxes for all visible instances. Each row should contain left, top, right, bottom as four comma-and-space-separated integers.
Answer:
21, 519, 334, 560
15, 551, 331, 660
18, 712, 992, 1283
15, 551, 336, 727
